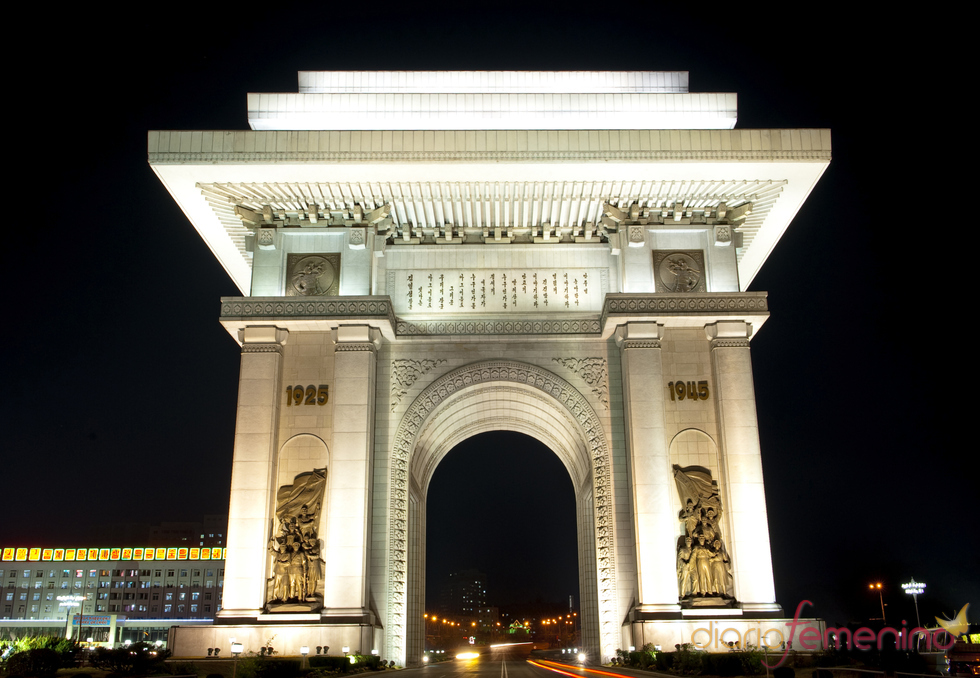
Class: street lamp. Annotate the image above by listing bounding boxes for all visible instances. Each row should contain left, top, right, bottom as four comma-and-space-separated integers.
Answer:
869, 582, 886, 624
231, 642, 243, 678
57, 594, 85, 640
902, 579, 926, 649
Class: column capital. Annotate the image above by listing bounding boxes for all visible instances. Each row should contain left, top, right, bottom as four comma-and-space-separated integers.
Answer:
615, 321, 664, 349
333, 325, 381, 352
238, 326, 289, 353
705, 320, 752, 349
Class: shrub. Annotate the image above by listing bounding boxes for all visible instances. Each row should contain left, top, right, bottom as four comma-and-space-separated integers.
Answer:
4, 647, 62, 677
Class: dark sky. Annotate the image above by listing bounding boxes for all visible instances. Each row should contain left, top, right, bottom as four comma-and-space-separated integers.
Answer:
4, 1, 974, 629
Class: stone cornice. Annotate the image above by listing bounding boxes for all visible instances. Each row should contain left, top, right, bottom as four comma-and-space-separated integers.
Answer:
220, 296, 397, 341
148, 129, 831, 165
150, 149, 831, 164
601, 292, 769, 338
219, 293, 772, 341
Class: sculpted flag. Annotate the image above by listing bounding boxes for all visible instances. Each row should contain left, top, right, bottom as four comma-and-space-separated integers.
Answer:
275, 469, 327, 524
673, 465, 717, 508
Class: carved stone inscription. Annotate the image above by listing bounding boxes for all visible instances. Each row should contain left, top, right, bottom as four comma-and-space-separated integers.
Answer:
673, 465, 734, 602
392, 268, 602, 315
285, 254, 341, 297
267, 469, 327, 611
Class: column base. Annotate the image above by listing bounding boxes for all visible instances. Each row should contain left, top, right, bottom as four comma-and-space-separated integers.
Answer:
169, 621, 381, 658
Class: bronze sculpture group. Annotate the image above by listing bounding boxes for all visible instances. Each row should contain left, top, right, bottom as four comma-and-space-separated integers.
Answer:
673, 465, 734, 599
267, 469, 327, 609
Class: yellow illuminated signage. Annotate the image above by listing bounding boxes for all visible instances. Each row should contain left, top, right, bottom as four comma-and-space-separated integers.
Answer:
0, 546, 226, 563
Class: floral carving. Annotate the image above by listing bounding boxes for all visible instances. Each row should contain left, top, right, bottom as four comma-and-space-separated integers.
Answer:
390, 359, 447, 411
552, 357, 609, 410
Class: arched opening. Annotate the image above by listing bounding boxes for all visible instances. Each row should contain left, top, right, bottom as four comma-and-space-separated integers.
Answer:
424, 431, 578, 649
386, 361, 618, 666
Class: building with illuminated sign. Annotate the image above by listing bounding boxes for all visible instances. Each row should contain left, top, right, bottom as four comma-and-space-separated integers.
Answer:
0, 546, 225, 623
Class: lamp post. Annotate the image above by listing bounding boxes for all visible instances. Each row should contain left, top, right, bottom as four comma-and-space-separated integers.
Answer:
57, 594, 85, 640
231, 642, 243, 678
869, 582, 886, 625
902, 579, 926, 649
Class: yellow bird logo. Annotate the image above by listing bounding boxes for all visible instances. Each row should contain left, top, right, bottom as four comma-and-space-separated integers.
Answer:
936, 603, 970, 638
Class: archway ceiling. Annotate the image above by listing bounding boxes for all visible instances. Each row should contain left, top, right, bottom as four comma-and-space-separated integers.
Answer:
410, 382, 592, 493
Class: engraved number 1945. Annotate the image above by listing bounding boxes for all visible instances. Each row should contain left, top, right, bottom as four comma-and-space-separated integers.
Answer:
668, 381, 709, 401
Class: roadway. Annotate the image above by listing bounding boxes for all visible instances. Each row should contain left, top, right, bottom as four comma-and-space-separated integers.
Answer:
401, 645, 634, 678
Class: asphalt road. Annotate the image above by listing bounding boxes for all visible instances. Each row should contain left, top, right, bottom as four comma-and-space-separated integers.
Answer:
402, 645, 611, 678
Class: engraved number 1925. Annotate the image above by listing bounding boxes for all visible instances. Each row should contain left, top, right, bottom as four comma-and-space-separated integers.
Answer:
286, 385, 329, 406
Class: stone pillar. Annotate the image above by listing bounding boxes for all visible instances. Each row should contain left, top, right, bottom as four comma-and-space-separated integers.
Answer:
323, 325, 379, 622
617, 322, 680, 613
218, 326, 287, 619
705, 320, 779, 612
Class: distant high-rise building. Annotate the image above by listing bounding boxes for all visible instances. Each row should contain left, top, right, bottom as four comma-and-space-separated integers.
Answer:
440, 569, 486, 617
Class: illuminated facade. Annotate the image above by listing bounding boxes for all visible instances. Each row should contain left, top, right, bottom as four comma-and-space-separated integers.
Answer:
0, 546, 225, 621
150, 70, 830, 664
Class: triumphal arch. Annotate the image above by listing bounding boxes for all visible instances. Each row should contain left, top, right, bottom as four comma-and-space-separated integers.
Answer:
150, 71, 830, 664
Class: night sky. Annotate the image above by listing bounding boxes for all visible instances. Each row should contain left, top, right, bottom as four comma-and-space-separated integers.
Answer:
4, 2, 974, 630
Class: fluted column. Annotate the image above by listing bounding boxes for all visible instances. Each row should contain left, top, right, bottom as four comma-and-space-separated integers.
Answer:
323, 325, 379, 621
618, 322, 680, 613
706, 320, 779, 612
218, 326, 287, 619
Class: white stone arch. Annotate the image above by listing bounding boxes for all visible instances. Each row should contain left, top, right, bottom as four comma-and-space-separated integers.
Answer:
385, 361, 618, 666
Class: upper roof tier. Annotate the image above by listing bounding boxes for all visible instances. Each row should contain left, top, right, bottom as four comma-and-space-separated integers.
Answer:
249, 71, 736, 131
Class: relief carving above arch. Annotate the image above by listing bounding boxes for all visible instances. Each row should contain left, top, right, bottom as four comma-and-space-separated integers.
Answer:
386, 361, 617, 662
